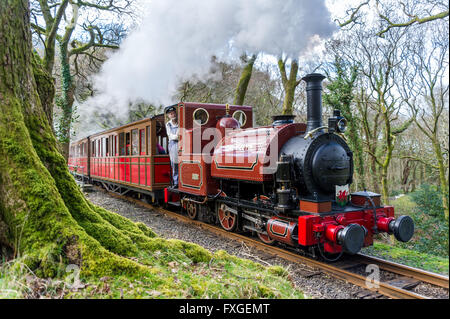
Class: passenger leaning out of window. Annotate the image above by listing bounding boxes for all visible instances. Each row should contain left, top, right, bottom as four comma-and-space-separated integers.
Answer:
165, 105, 178, 187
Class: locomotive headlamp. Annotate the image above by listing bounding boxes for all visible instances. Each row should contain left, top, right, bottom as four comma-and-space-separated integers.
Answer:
337, 118, 347, 133
328, 110, 347, 134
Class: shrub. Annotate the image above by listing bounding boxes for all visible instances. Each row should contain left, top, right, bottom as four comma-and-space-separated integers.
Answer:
390, 189, 403, 197
409, 184, 446, 220
392, 184, 449, 258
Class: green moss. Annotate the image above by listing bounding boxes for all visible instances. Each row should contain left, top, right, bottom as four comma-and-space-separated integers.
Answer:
267, 265, 288, 278
136, 222, 157, 238
32, 51, 55, 125
258, 284, 276, 298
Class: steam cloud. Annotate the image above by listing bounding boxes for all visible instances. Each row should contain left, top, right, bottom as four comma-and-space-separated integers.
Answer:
76, 0, 335, 137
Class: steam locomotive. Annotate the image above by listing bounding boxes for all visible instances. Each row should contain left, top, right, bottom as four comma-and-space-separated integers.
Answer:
69, 73, 414, 260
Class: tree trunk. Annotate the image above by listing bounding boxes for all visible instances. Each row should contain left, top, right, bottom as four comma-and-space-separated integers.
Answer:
369, 147, 380, 193
278, 59, 299, 115
58, 44, 75, 161
32, 52, 55, 128
233, 54, 257, 106
55, 7, 78, 161
0, 0, 210, 279
401, 160, 411, 193
410, 164, 417, 192
381, 167, 389, 205
432, 137, 449, 220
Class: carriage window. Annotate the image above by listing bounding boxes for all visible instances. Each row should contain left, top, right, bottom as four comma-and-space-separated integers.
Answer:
146, 126, 150, 155
109, 137, 112, 156
114, 135, 117, 156
131, 129, 139, 155
109, 135, 113, 157
92, 141, 95, 157
119, 133, 125, 155
232, 110, 246, 127
105, 137, 109, 156
193, 108, 209, 125
140, 129, 145, 155
125, 132, 131, 155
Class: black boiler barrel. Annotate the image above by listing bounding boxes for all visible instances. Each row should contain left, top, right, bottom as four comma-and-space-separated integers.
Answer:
302, 73, 326, 132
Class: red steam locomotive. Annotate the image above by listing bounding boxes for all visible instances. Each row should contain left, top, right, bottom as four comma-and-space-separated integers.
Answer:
69, 73, 414, 260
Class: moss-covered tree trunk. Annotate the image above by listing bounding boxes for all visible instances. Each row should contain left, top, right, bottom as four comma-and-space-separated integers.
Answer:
233, 54, 257, 106
58, 38, 76, 161
431, 136, 449, 221
356, 89, 380, 193
0, 0, 209, 279
278, 58, 300, 115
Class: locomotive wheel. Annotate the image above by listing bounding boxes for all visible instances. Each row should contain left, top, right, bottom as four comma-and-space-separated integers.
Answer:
218, 204, 237, 231
185, 201, 198, 220
257, 232, 275, 245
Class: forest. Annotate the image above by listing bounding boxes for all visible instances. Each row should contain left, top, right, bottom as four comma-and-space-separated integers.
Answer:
0, 0, 448, 299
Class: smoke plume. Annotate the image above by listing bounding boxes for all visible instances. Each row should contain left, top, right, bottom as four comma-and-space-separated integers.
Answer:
76, 0, 335, 137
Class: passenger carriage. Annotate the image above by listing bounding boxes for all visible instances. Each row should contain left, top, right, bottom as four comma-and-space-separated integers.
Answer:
69, 113, 172, 201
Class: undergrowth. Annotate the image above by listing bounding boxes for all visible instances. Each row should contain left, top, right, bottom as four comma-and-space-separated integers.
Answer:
362, 242, 449, 275
389, 185, 448, 258
0, 243, 304, 299
364, 184, 449, 274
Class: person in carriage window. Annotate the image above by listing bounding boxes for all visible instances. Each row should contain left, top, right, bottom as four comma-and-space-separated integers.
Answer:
156, 143, 166, 155
165, 105, 178, 187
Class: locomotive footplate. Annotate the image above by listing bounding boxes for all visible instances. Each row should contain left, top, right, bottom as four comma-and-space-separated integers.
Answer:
294, 202, 381, 217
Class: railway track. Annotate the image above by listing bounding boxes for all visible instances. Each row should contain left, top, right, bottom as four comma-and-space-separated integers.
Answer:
100, 187, 449, 299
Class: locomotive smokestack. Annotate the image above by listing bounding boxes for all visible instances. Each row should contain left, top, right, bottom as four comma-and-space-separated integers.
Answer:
303, 73, 326, 132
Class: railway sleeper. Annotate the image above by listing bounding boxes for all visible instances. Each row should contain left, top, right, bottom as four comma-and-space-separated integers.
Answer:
385, 277, 421, 290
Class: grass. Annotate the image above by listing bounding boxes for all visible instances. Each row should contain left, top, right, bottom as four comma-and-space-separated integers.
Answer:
0, 248, 304, 299
67, 249, 303, 299
362, 242, 449, 275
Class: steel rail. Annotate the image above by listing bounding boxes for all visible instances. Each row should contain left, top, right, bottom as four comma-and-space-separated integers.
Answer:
354, 253, 449, 289
101, 188, 444, 299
